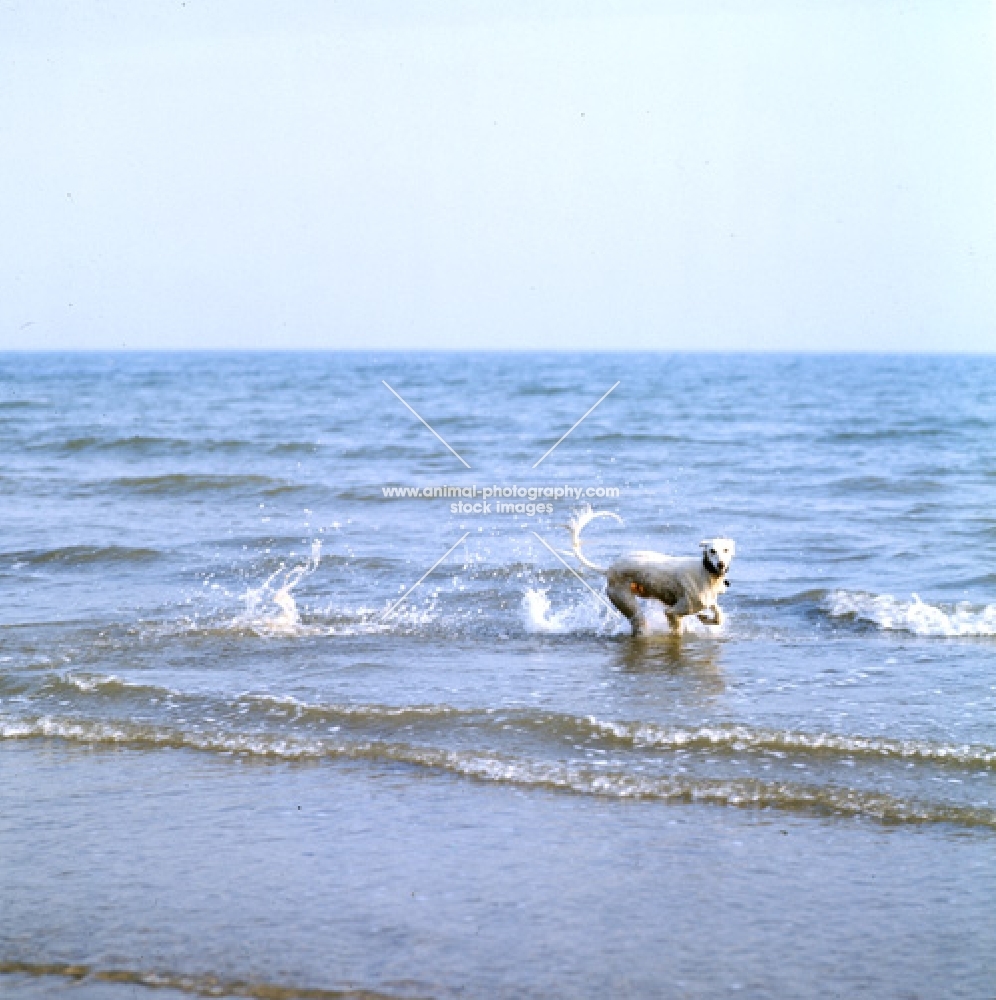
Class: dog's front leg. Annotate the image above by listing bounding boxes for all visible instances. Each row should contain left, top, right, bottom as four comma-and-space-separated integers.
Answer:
697, 604, 723, 626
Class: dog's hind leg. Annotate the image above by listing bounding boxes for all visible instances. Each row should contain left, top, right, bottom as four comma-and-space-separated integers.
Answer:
664, 596, 692, 635
606, 577, 647, 636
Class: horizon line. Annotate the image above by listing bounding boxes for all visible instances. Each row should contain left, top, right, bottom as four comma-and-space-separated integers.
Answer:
3, 347, 995, 357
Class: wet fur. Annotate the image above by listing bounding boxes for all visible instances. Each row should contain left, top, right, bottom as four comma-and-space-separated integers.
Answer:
569, 506, 734, 636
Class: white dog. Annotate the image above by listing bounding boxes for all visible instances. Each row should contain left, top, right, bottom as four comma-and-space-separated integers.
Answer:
569, 506, 735, 636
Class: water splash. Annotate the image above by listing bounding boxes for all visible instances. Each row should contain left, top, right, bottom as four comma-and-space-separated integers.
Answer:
522, 587, 721, 636
522, 588, 622, 634
242, 541, 322, 636
237, 542, 420, 637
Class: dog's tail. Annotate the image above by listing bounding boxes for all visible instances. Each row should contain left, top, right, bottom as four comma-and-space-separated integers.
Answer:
569, 504, 623, 573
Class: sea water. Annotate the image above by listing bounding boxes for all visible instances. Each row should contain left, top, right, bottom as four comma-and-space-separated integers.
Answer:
1, 352, 993, 998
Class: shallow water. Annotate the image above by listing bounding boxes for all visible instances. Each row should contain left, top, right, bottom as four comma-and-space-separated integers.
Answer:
1, 352, 994, 997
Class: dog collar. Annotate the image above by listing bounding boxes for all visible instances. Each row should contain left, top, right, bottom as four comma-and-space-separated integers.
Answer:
702, 553, 724, 578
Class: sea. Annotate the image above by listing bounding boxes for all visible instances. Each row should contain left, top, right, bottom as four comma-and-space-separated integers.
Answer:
1, 352, 994, 999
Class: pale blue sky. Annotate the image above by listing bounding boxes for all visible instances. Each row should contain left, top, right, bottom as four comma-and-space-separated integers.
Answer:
1, 1, 994, 351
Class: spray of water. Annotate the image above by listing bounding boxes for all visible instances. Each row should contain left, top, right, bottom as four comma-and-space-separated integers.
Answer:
243, 540, 322, 636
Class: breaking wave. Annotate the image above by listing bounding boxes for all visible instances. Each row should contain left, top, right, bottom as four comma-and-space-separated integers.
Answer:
826, 590, 996, 637
1, 714, 992, 829
584, 717, 996, 768
15, 674, 996, 772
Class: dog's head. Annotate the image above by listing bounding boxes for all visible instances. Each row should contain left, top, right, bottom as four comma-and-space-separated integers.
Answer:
700, 538, 735, 577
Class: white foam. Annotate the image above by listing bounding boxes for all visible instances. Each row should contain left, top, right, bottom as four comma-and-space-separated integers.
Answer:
522, 587, 722, 636
583, 716, 996, 765
62, 673, 122, 693
58, 673, 181, 697
828, 590, 996, 637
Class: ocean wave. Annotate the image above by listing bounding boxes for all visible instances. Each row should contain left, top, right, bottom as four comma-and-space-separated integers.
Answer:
24, 672, 996, 770
3, 545, 162, 567
50, 434, 183, 453
8, 672, 996, 770
240, 692, 464, 723
0, 398, 47, 409
257, 699, 996, 770
826, 590, 996, 637
43, 673, 181, 699
2, 715, 992, 829
821, 427, 949, 443
29, 676, 477, 731
823, 475, 944, 495
35, 435, 317, 456
106, 474, 294, 496
28, 674, 465, 727
584, 718, 996, 768
0, 960, 405, 999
